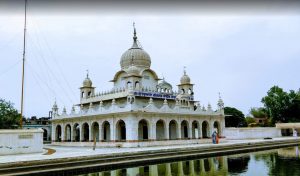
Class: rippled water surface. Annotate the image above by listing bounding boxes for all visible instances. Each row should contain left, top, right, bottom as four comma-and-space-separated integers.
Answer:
77, 146, 300, 176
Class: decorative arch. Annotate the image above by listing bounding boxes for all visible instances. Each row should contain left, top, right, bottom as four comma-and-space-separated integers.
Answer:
169, 120, 178, 140
73, 123, 80, 142
102, 121, 111, 141
55, 124, 62, 142
142, 69, 159, 80
81, 122, 89, 142
202, 121, 210, 138
138, 119, 149, 140
91, 122, 99, 142
156, 119, 166, 140
64, 124, 72, 142
181, 120, 189, 139
116, 120, 126, 141
192, 120, 200, 139
112, 70, 126, 82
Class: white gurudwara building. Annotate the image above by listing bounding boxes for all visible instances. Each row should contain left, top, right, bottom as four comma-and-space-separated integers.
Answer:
51, 26, 225, 147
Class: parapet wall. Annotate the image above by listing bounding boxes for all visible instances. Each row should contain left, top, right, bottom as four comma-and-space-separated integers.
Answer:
224, 127, 282, 139
0, 129, 43, 155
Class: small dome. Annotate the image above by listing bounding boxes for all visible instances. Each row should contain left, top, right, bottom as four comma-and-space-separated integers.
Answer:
126, 65, 141, 76
120, 26, 151, 70
158, 79, 172, 89
83, 74, 92, 87
180, 70, 191, 84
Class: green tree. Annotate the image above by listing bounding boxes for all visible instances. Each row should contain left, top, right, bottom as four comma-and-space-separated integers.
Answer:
262, 86, 300, 123
0, 99, 19, 129
250, 107, 267, 118
245, 116, 256, 125
224, 107, 247, 127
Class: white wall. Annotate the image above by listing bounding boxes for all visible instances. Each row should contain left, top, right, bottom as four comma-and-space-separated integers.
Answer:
0, 129, 43, 155
224, 127, 282, 139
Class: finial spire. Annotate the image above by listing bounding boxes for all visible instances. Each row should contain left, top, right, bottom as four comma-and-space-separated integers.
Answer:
131, 22, 139, 48
183, 66, 187, 75
86, 69, 89, 78
133, 22, 137, 41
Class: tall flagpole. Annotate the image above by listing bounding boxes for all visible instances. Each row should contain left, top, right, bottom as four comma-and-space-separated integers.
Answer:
20, 0, 27, 128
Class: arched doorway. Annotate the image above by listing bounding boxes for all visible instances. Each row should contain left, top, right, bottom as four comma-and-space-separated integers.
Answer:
156, 120, 165, 140
116, 120, 126, 141
138, 119, 149, 140
82, 123, 89, 142
55, 125, 61, 142
169, 120, 178, 140
65, 124, 71, 142
42, 128, 48, 141
213, 121, 221, 136
202, 121, 209, 138
102, 121, 110, 141
192, 121, 199, 139
181, 120, 189, 139
73, 123, 80, 142
91, 122, 99, 142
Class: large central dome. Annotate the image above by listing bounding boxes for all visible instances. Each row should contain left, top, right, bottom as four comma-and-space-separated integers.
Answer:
120, 27, 151, 70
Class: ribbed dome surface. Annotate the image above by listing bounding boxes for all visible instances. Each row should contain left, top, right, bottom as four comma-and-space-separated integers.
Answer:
180, 73, 191, 84
120, 48, 151, 70
120, 26, 151, 70
83, 77, 92, 87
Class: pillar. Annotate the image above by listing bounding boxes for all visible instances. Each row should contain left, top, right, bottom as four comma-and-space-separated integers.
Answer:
177, 125, 181, 139
70, 124, 74, 142
127, 167, 139, 176
89, 123, 92, 142
150, 165, 158, 176
198, 122, 202, 138
61, 123, 65, 142
165, 163, 172, 176
51, 123, 55, 142
188, 122, 192, 139
150, 120, 156, 140
165, 124, 169, 140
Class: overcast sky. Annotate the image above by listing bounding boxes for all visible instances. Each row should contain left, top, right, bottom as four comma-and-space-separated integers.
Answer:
0, 1, 300, 118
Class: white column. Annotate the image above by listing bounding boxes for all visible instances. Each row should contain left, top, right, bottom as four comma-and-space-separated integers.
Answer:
61, 123, 65, 142
126, 117, 138, 141
70, 124, 74, 142
188, 122, 192, 139
150, 119, 156, 140
88, 122, 92, 142
177, 125, 181, 139
150, 165, 158, 176
165, 123, 170, 140
51, 123, 55, 142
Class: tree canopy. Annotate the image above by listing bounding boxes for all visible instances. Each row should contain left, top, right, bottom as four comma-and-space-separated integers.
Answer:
0, 99, 19, 129
224, 107, 247, 127
261, 86, 300, 123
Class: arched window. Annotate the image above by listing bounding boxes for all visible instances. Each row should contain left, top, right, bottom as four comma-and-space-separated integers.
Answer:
116, 120, 126, 141
181, 89, 185, 94
88, 91, 91, 97
102, 121, 110, 141
169, 120, 178, 140
135, 81, 140, 89
138, 119, 149, 140
81, 92, 84, 98
156, 120, 166, 140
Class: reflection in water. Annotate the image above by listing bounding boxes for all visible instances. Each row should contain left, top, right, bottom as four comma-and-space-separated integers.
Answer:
78, 146, 300, 176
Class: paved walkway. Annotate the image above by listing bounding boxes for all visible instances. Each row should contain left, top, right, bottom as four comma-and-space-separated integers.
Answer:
0, 137, 298, 164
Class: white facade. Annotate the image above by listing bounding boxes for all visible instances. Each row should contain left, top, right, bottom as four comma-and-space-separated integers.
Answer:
0, 129, 43, 155
51, 27, 225, 147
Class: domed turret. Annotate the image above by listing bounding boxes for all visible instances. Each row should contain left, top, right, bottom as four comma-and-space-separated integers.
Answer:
80, 71, 95, 100
180, 69, 191, 84
120, 24, 151, 70
82, 71, 92, 87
